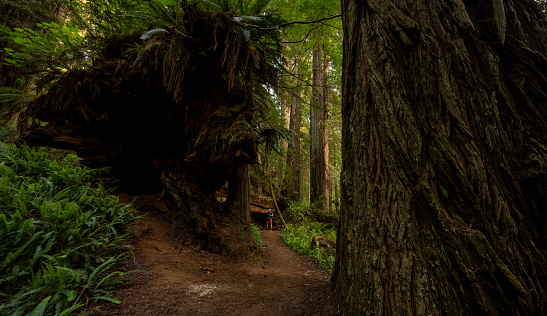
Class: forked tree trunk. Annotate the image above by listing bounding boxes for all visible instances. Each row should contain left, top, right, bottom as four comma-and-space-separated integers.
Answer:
310, 45, 329, 210
333, 0, 547, 315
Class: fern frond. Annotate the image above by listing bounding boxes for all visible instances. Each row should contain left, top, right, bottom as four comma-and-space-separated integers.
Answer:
93, 296, 121, 304
0, 87, 34, 104
28, 296, 51, 316
242, 120, 294, 155
0, 88, 37, 126
140, 28, 169, 40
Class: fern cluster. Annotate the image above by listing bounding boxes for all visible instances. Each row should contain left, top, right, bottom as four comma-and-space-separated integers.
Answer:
0, 138, 134, 315
280, 201, 336, 272
251, 223, 263, 247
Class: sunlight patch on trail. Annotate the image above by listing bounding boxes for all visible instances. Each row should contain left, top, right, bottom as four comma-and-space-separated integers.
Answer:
187, 283, 220, 297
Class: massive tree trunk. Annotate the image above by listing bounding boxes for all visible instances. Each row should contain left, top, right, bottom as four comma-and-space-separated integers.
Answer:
333, 0, 547, 315
310, 45, 329, 210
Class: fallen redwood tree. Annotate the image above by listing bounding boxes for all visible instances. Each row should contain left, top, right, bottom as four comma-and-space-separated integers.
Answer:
17, 4, 280, 254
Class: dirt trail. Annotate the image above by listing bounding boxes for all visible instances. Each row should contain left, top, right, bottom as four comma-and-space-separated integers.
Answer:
90, 202, 338, 316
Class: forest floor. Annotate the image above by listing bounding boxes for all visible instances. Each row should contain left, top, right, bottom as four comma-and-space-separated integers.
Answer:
88, 195, 339, 316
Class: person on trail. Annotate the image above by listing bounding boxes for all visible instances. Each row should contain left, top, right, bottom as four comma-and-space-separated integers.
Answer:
266, 209, 274, 231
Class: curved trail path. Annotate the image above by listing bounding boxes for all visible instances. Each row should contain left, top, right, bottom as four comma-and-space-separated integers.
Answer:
91, 202, 338, 316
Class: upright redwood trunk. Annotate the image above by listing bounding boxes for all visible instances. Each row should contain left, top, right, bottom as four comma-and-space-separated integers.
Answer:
280, 94, 290, 153
227, 164, 251, 226
278, 87, 291, 186
310, 45, 329, 210
333, 0, 547, 314
284, 63, 303, 202
334, 178, 339, 213
323, 58, 331, 211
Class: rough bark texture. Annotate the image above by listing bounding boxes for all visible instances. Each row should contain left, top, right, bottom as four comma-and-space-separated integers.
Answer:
310, 46, 329, 210
333, 0, 547, 315
227, 164, 251, 226
161, 170, 220, 237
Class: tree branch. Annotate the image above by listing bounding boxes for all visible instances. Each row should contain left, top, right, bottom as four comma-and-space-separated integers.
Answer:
245, 14, 342, 31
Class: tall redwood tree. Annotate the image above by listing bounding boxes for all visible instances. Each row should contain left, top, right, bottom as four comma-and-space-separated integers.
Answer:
284, 63, 303, 202
310, 45, 330, 209
333, 0, 547, 314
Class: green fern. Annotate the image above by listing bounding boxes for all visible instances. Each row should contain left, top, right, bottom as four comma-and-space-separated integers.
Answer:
28, 296, 51, 316
281, 202, 336, 272
0, 138, 134, 315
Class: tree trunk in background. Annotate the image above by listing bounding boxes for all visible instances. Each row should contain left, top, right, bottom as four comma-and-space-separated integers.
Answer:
277, 65, 290, 183
278, 89, 291, 186
310, 45, 329, 210
332, 131, 340, 213
283, 64, 302, 202
333, 0, 547, 315
334, 180, 339, 213
329, 173, 335, 212
227, 164, 251, 226
280, 95, 290, 153
323, 58, 331, 211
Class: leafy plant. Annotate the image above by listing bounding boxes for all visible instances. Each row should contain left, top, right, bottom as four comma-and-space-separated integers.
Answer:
0, 21, 87, 87
200, 0, 274, 16
251, 223, 263, 247
281, 201, 336, 272
283, 201, 338, 227
0, 137, 134, 315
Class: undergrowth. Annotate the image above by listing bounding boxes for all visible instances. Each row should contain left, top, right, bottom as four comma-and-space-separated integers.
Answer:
251, 223, 263, 247
248, 223, 265, 262
0, 136, 134, 315
281, 202, 337, 272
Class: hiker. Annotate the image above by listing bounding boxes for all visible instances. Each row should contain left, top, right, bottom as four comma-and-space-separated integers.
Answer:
266, 209, 274, 231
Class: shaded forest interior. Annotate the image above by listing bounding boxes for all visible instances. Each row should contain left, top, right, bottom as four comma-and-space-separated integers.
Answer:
1, 0, 342, 260
1, 0, 547, 315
